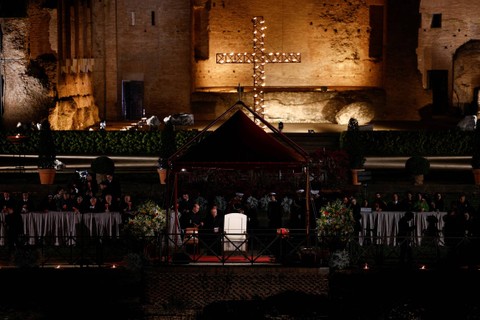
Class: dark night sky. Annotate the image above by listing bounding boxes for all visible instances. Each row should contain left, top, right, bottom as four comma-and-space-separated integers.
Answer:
0, 0, 28, 18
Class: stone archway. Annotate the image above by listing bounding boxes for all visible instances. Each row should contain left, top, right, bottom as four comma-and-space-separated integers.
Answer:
453, 40, 480, 115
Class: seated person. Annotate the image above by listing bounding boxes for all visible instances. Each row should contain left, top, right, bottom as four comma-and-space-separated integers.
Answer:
58, 192, 74, 212
0, 191, 17, 214
203, 205, 224, 254
38, 194, 57, 212
371, 192, 387, 211
72, 195, 87, 214
413, 192, 430, 212
386, 193, 404, 211
18, 192, 35, 213
187, 203, 205, 229
120, 194, 135, 223
102, 193, 119, 213
85, 196, 102, 213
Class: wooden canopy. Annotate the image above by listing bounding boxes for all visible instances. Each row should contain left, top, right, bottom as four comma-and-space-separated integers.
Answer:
168, 101, 310, 171
166, 101, 314, 247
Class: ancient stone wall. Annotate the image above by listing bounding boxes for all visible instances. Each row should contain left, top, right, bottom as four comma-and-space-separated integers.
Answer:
192, 88, 383, 125
52, 0, 100, 130
417, 0, 480, 113
0, 1, 100, 130
0, 18, 53, 129
3, 1, 479, 129
194, 0, 383, 89
91, 0, 193, 122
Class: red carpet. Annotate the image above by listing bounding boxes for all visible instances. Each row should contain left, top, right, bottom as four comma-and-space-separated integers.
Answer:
170, 253, 274, 264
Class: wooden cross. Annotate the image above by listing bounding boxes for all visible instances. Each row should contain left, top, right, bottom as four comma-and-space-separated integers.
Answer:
216, 16, 301, 119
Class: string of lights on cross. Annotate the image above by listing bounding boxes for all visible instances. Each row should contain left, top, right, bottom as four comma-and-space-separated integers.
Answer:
216, 16, 302, 121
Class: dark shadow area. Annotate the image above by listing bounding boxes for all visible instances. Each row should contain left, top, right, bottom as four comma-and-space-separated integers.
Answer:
198, 291, 331, 320
0, 268, 143, 320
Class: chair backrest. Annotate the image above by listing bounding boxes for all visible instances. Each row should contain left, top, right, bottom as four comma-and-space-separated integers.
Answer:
224, 213, 247, 235
184, 227, 199, 244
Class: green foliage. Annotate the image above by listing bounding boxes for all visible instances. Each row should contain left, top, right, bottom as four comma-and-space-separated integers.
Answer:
176, 129, 200, 149
317, 199, 355, 248
124, 200, 167, 240
339, 128, 472, 156
0, 128, 475, 157
405, 156, 430, 175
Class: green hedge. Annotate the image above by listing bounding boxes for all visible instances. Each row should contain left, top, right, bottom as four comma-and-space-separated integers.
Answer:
0, 130, 199, 156
0, 128, 475, 157
339, 128, 474, 156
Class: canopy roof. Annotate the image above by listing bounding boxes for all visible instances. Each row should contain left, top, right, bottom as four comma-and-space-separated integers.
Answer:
169, 101, 310, 171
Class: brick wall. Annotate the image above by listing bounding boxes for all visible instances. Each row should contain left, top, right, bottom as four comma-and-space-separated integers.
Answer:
142, 266, 329, 319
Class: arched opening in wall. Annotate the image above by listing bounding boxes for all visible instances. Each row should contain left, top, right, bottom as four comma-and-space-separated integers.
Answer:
427, 70, 448, 115
122, 80, 144, 120
453, 40, 480, 116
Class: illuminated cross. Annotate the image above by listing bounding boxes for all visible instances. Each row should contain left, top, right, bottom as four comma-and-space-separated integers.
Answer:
216, 16, 301, 120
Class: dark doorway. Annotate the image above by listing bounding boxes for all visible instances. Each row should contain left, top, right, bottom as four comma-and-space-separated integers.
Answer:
473, 87, 480, 116
428, 70, 449, 115
122, 80, 144, 120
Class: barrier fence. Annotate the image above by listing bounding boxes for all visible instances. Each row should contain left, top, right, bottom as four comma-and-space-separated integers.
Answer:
1, 226, 479, 268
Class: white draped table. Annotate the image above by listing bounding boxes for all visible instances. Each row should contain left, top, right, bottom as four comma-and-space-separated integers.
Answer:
359, 211, 447, 246
0, 211, 122, 246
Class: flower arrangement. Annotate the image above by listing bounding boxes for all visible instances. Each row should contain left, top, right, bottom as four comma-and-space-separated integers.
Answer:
126, 200, 166, 241
316, 199, 355, 248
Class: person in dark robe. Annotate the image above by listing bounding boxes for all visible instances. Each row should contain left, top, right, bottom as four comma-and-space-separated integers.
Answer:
5, 206, 24, 253
398, 211, 415, 266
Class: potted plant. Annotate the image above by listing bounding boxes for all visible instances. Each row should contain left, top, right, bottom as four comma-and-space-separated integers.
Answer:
123, 199, 167, 262
316, 199, 356, 269
37, 119, 56, 185
405, 155, 430, 185
157, 121, 176, 184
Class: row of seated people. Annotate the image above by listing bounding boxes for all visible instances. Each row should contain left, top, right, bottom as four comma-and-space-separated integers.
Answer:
343, 191, 480, 244
0, 190, 135, 217
359, 191, 479, 222
176, 191, 310, 233
359, 191, 448, 213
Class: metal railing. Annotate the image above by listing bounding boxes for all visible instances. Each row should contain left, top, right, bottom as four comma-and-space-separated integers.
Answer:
0, 231, 478, 269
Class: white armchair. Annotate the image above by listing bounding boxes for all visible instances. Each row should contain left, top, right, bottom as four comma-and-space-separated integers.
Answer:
223, 213, 247, 252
